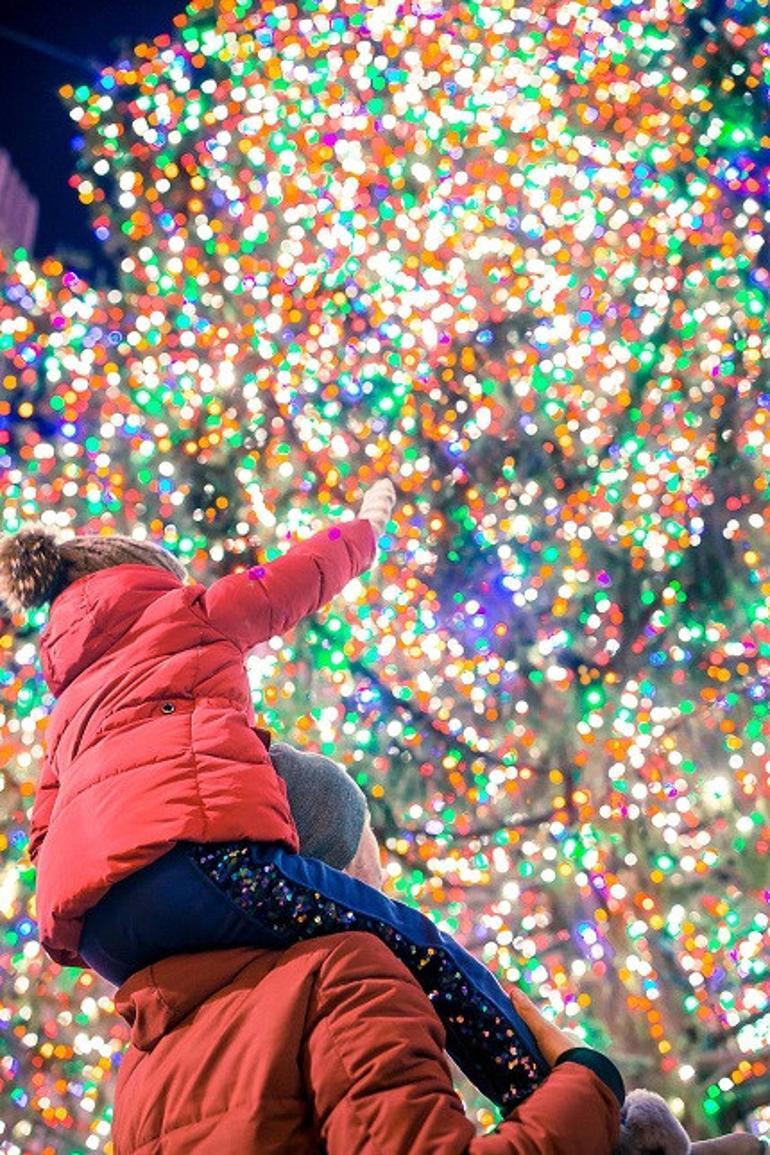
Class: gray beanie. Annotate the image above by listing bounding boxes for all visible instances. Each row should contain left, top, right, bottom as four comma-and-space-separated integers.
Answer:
269, 741, 368, 870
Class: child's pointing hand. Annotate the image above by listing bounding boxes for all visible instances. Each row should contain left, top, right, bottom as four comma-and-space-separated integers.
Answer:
358, 479, 397, 539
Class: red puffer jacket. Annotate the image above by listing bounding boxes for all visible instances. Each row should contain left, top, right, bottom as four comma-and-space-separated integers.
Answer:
29, 519, 376, 968
112, 931, 621, 1154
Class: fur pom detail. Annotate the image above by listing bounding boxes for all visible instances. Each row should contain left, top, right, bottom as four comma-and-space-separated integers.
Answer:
615, 1089, 691, 1155
0, 522, 66, 613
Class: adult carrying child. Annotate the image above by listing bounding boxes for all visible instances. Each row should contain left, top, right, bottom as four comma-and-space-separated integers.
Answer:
2, 479, 550, 1112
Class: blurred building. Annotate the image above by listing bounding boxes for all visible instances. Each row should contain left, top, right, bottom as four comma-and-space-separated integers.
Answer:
0, 148, 38, 253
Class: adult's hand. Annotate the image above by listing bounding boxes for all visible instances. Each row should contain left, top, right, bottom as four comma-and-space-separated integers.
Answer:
509, 986, 581, 1067
691, 1137, 767, 1154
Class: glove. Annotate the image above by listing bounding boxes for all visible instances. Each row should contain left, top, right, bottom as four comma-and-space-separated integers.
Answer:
615, 1089, 690, 1155
615, 1089, 765, 1155
358, 478, 397, 539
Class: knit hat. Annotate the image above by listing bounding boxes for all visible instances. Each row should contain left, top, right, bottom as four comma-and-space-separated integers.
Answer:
269, 741, 368, 871
0, 521, 187, 614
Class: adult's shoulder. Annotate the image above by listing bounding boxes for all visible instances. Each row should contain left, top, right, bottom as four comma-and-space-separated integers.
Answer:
310, 930, 445, 1037
315, 929, 428, 980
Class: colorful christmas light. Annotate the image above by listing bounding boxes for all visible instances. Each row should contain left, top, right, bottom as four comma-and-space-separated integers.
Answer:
1, 0, 768, 1149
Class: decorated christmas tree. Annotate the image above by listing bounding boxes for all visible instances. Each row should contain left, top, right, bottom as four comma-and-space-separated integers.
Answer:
1, 0, 768, 1149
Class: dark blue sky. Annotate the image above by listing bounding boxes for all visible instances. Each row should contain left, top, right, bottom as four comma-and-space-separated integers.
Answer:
0, 0, 182, 281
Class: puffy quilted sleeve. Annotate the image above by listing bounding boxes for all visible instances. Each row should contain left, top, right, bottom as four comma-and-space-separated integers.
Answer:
202, 518, 377, 656
28, 755, 59, 865
304, 932, 620, 1155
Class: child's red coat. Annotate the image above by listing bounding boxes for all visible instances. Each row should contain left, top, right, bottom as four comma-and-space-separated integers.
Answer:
29, 519, 376, 967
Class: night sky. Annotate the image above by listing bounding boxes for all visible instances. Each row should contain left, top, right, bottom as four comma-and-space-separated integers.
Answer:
0, 1, 182, 282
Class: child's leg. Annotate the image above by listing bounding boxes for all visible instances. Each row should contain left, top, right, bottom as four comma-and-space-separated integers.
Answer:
80, 838, 548, 1109
79, 843, 283, 985
188, 841, 549, 1111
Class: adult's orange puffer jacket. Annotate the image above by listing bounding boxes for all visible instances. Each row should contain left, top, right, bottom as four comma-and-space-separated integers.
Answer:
29, 519, 376, 968
112, 931, 621, 1155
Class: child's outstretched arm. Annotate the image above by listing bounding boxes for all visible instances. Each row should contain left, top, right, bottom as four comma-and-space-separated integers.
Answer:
203, 479, 396, 655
